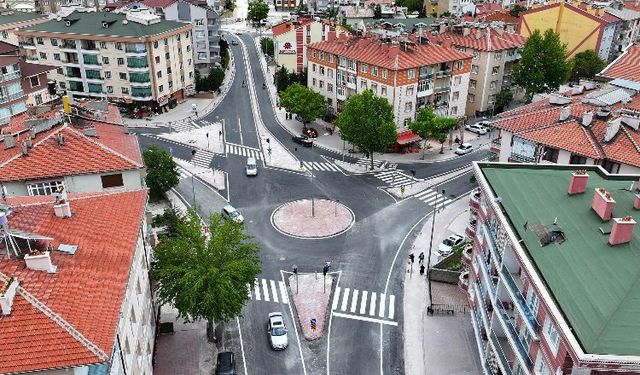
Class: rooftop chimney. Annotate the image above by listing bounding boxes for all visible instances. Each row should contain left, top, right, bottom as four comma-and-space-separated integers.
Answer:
560, 105, 571, 121
21, 142, 28, 156
633, 194, 640, 210
582, 111, 593, 127
24, 251, 57, 273
592, 188, 615, 221
568, 170, 588, 195
3, 134, 15, 149
53, 201, 72, 218
57, 132, 64, 146
620, 110, 640, 131
603, 117, 622, 143
609, 216, 635, 245
0, 278, 19, 315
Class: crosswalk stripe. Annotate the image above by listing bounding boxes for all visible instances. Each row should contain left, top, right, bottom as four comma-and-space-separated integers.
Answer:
278, 281, 289, 304
316, 163, 329, 171
369, 292, 377, 316
388, 295, 395, 320
332, 287, 341, 311
247, 283, 252, 300
442, 199, 452, 206
360, 291, 368, 315
270, 280, 279, 303
254, 279, 261, 301
350, 289, 359, 313
341, 288, 350, 312
424, 195, 445, 205
415, 190, 437, 199
303, 161, 312, 170
262, 279, 270, 302
379, 293, 386, 318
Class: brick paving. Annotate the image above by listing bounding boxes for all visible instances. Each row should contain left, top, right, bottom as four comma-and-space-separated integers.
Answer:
432, 282, 470, 306
289, 274, 334, 340
273, 199, 354, 238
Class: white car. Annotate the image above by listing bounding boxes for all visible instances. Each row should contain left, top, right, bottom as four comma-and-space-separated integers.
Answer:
221, 205, 244, 224
267, 312, 288, 350
455, 143, 474, 155
465, 123, 487, 135
438, 234, 465, 256
246, 157, 257, 176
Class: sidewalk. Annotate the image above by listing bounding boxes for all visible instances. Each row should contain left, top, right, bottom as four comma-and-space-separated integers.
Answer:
403, 197, 483, 375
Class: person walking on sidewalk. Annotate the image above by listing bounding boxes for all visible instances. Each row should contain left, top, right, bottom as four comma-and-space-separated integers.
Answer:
420, 264, 425, 276
418, 252, 424, 265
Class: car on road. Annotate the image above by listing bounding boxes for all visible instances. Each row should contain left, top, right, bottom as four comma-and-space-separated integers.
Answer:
455, 143, 474, 155
438, 234, 465, 256
477, 120, 493, 130
246, 157, 257, 176
292, 134, 313, 147
231, 40, 239, 46
215, 352, 237, 375
221, 205, 244, 224
267, 312, 289, 350
465, 123, 487, 135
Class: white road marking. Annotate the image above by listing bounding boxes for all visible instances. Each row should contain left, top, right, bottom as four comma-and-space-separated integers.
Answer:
261, 278, 270, 302
279, 271, 307, 375
388, 295, 395, 320
332, 312, 398, 326
369, 292, 377, 316
238, 118, 243, 145
341, 288, 350, 312
350, 289, 359, 313
236, 317, 248, 375
278, 281, 289, 304
246, 283, 252, 300
332, 287, 341, 311
254, 278, 261, 301
379, 293, 386, 318
360, 291, 368, 315
270, 280, 279, 303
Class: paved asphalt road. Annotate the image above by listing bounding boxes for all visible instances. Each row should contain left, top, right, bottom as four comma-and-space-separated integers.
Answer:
136, 33, 483, 375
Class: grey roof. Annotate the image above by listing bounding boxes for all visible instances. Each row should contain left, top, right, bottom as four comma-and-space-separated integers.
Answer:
0, 10, 47, 27
610, 78, 640, 92
21, 11, 188, 38
582, 87, 632, 105
605, 6, 640, 21
365, 17, 434, 29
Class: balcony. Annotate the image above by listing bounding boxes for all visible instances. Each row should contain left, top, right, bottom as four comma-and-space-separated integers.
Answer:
129, 73, 151, 85
88, 83, 103, 94
463, 245, 473, 266
0, 71, 21, 82
458, 271, 470, 291
466, 219, 477, 238
495, 300, 533, 370
336, 87, 347, 100
483, 224, 502, 266
80, 41, 99, 53
469, 307, 494, 375
477, 253, 497, 302
82, 55, 101, 67
68, 81, 84, 92
437, 70, 452, 78
346, 79, 356, 90
127, 57, 149, 72
85, 70, 102, 80
474, 282, 492, 333
500, 265, 540, 336
469, 188, 481, 210
126, 44, 147, 56
0, 91, 25, 104
21, 39, 36, 49
488, 331, 514, 375
61, 40, 77, 51
131, 87, 153, 101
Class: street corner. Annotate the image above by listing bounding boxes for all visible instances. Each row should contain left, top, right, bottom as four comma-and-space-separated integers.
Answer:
288, 273, 335, 341
270, 199, 355, 239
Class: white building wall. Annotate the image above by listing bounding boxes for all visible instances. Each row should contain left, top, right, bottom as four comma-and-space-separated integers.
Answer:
449, 72, 469, 117
600, 23, 617, 61
499, 131, 513, 162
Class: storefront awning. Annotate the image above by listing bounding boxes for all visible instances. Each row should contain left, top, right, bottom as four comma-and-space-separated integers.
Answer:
396, 130, 422, 145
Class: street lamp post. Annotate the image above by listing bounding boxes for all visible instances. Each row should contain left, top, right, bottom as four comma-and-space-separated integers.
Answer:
426, 189, 445, 315
191, 150, 197, 205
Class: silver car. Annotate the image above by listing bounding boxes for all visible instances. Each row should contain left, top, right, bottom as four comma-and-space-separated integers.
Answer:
455, 143, 474, 155
438, 234, 465, 256
465, 124, 487, 135
267, 312, 289, 350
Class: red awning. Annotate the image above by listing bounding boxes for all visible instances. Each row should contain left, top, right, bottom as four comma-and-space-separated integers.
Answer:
396, 130, 422, 145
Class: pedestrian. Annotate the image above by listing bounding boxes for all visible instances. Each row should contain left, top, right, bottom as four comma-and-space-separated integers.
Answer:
420, 264, 425, 275
418, 252, 424, 265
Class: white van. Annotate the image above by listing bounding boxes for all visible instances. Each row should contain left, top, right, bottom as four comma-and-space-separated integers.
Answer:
221, 205, 244, 224
246, 157, 258, 176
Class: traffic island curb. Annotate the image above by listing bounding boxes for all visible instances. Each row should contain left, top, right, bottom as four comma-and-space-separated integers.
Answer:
288, 273, 334, 341
271, 199, 355, 239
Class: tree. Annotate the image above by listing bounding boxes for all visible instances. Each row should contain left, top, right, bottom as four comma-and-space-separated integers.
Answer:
143, 145, 179, 200
432, 117, 458, 154
569, 50, 606, 81
395, 0, 422, 12
512, 29, 571, 102
335, 89, 397, 170
260, 37, 274, 57
409, 107, 458, 157
152, 210, 261, 336
279, 83, 326, 125
209, 67, 225, 91
247, 0, 269, 27
493, 89, 514, 114
509, 4, 527, 17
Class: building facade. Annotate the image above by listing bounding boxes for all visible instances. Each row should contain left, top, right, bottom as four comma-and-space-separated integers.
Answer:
16, 10, 196, 109
465, 163, 640, 375
0, 10, 48, 46
307, 35, 472, 128
0, 56, 28, 126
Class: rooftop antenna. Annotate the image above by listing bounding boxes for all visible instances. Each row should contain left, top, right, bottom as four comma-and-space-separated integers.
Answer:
0, 211, 19, 259
553, 217, 558, 225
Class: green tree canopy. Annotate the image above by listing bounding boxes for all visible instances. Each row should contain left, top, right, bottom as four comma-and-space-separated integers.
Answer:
493, 89, 514, 114
279, 83, 326, 124
153, 210, 261, 327
143, 145, 179, 200
335, 89, 397, 169
247, 1, 269, 27
395, 0, 423, 12
512, 29, 571, 101
409, 107, 457, 154
569, 49, 606, 81
509, 4, 527, 17
260, 37, 274, 57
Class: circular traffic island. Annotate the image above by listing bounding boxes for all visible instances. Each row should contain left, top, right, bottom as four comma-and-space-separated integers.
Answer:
271, 199, 355, 239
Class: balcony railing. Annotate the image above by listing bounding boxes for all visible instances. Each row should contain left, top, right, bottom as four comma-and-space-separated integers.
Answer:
127, 57, 149, 68
131, 87, 153, 100
85, 70, 102, 80
0, 91, 24, 103
82, 55, 100, 66
0, 71, 21, 82
469, 307, 494, 375
500, 265, 540, 336
488, 331, 514, 375
0, 115, 10, 125
483, 224, 502, 266
434, 86, 450, 93
88, 83, 103, 94
474, 282, 492, 332
125, 44, 147, 54
129, 73, 151, 83
477, 253, 497, 302
495, 300, 533, 370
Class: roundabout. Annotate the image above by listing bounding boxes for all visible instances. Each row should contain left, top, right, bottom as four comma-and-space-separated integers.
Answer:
270, 198, 355, 239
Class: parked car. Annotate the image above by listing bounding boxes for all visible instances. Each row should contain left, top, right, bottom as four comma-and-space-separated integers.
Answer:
477, 120, 493, 130
465, 123, 487, 135
221, 205, 244, 224
246, 157, 257, 176
231, 40, 239, 46
292, 134, 313, 147
215, 352, 237, 375
455, 143, 474, 155
438, 234, 465, 256
267, 312, 289, 350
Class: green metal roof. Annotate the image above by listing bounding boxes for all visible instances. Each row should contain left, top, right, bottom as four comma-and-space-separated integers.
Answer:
0, 10, 47, 27
21, 11, 187, 38
479, 163, 640, 357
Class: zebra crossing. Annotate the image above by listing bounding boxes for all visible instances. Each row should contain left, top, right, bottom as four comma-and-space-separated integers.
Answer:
247, 278, 290, 304
191, 149, 215, 168
331, 287, 397, 325
226, 143, 263, 160
374, 170, 418, 188
413, 188, 452, 208
302, 161, 342, 172
169, 118, 200, 132
355, 158, 398, 170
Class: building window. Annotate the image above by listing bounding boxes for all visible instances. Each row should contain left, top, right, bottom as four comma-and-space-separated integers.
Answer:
534, 355, 551, 375
327, 83, 333, 92
454, 60, 463, 70
51, 38, 58, 46
198, 52, 207, 60
186, 45, 190, 52
495, 52, 502, 60
382, 69, 388, 79
319, 66, 325, 75
371, 83, 377, 94
361, 64, 368, 73
56, 67, 63, 75
30, 76, 39, 88
1, 31, 7, 39
328, 54, 333, 63
569, 154, 587, 164
471, 65, 479, 74
35, 94, 43, 105
36, 37, 43, 45
450, 106, 458, 115
195, 18, 204, 26
54, 53, 60, 61
155, 56, 161, 63
117, 58, 124, 65
468, 94, 475, 103
122, 87, 129, 94
406, 87, 414, 96
154, 40, 159, 48
418, 80, 431, 92
408, 69, 416, 79
319, 52, 324, 60
372, 66, 378, 76
102, 57, 109, 64
107, 85, 113, 93
542, 146, 559, 163
105, 71, 112, 79
473, 51, 479, 60
404, 102, 412, 112
470, 79, 477, 89
602, 160, 620, 173
159, 84, 164, 92
101, 173, 124, 188
119, 72, 127, 80
488, 94, 496, 104
319, 80, 324, 89
39, 52, 46, 60
490, 80, 497, 89
312, 63, 317, 72
526, 286, 539, 315
381, 86, 387, 96
312, 78, 317, 86
492, 66, 500, 75
157, 71, 162, 78
453, 91, 459, 101
116, 42, 123, 50
27, 180, 65, 196
327, 69, 333, 79
313, 50, 317, 58
99, 41, 107, 49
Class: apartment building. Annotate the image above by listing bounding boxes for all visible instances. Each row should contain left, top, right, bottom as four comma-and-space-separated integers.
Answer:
0, 10, 48, 46
605, 2, 640, 60
0, 188, 155, 375
465, 162, 640, 375
307, 35, 472, 128
16, 9, 196, 109
272, 17, 349, 73
427, 24, 527, 117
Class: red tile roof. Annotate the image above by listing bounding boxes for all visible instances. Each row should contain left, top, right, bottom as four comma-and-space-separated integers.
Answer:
272, 18, 314, 36
518, 119, 602, 159
599, 44, 640, 83
140, 0, 176, 8
475, 2, 503, 15
309, 35, 472, 70
479, 10, 519, 24
19, 60, 56, 78
427, 27, 527, 52
0, 189, 147, 373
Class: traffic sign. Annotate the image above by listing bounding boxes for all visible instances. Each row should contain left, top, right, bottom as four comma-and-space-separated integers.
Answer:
310, 318, 317, 330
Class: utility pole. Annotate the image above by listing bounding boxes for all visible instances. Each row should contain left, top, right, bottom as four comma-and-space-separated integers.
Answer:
191, 150, 197, 205
426, 189, 445, 315
293, 265, 298, 294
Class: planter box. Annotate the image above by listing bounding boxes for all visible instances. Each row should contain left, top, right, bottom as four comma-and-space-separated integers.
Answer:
568, 172, 589, 195
609, 218, 636, 246
591, 189, 615, 221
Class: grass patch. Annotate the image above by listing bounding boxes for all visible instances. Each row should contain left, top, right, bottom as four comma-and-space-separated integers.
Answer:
438, 242, 469, 272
